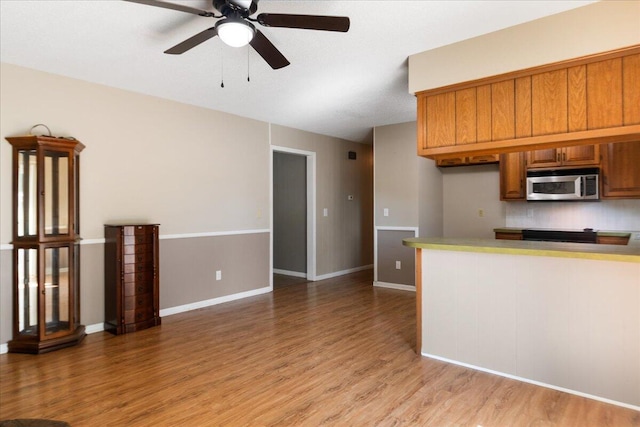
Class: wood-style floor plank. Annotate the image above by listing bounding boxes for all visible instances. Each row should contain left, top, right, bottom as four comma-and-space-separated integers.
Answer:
1, 270, 638, 426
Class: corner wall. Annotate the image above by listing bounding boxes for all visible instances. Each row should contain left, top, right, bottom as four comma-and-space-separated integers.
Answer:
373, 122, 442, 288
270, 125, 373, 277
0, 63, 373, 348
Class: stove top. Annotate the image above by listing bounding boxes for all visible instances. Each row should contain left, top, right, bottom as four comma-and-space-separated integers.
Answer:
522, 228, 598, 244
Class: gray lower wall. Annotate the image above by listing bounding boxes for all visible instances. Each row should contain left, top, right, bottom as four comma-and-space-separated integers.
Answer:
160, 233, 269, 309
0, 232, 270, 346
376, 230, 416, 286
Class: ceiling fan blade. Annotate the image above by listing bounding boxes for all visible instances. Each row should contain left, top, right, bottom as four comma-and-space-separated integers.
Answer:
164, 27, 218, 54
249, 30, 290, 70
123, 0, 215, 17
257, 13, 350, 32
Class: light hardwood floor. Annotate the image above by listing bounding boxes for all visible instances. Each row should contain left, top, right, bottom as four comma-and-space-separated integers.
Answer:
1, 270, 638, 426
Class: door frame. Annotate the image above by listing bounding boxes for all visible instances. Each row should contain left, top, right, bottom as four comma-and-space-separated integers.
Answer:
270, 145, 317, 282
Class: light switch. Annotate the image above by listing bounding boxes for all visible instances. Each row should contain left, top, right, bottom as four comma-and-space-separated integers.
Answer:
383, 208, 389, 217
323, 208, 328, 217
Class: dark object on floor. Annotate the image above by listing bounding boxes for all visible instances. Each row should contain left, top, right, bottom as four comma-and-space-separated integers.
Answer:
0, 420, 71, 427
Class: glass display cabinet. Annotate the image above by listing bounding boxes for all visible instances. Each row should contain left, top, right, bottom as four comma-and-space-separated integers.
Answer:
6, 135, 86, 353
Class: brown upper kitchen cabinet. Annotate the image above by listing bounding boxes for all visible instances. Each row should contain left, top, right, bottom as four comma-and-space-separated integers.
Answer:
500, 152, 526, 201
416, 46, 640, 159
601, 141, 640, 199
527, 145, 600, 169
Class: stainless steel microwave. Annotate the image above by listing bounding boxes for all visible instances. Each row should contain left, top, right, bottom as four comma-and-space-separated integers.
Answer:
526, 168, 599, 201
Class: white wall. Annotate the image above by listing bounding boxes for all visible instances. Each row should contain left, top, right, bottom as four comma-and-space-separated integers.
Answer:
408, 1, 640, 93
442, 165, 505, 239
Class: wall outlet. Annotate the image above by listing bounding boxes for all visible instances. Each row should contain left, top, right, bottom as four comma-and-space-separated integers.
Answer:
635, 233, 640, 240
347, 195, 354, 201
216, 270, 222, 281
478, 208, 484, 218
395, 260, 401, 270
323, 208, 328, 217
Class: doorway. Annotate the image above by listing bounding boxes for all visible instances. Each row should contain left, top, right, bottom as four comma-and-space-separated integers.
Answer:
271, 146, 316, 285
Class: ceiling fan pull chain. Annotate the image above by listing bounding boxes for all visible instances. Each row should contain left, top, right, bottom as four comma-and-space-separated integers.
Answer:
220, 47, 225, 88
247, 46, 251, 82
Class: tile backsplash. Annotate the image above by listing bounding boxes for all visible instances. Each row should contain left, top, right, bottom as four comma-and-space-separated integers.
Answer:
506, 200, 640, 231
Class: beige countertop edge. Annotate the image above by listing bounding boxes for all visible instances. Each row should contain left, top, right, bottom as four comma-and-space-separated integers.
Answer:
402, 239, 640, 263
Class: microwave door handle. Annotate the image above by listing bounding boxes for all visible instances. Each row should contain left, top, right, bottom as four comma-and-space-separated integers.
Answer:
580, 176, 585, 197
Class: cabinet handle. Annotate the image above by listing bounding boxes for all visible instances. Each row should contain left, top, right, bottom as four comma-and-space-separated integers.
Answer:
556, 153, 560, 162
563, 152, 566, 161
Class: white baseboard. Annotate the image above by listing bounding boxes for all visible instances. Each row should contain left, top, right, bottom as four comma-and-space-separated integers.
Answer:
422, 352, 640, 412
85, 323, 104, 334
0, 287, 273, 353
314, 264, 373, 281
374, 281, 416, 292
273, 269, 307, 278
160, 286, 272, 317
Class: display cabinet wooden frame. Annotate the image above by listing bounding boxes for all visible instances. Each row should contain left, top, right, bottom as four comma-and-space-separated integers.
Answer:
5, 135, 86, 354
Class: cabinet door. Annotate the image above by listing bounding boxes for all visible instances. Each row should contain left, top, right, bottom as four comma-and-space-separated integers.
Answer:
492, 80, 515, 141
426, 92, 456, 148
500, 152, 526, 200
601, 141, 640, 198
563, 145, 600, 166
527, 149, 560, 168
587, 58, 623, 129
468, 154, 499, 164
455, 88, 477, 144
623, 53, 640, 125
436, 157, 466, 167
532, 69, 568, 136
567, 65, 587, 132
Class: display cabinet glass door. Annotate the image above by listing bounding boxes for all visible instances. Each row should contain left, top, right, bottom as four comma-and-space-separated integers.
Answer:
16, 247, 38, 336
44, 245, 71, 336
44, 150, 70, 237
17, 149, 37, 238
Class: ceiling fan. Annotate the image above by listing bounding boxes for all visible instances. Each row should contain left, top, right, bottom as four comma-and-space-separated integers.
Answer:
124, 0, 351, 69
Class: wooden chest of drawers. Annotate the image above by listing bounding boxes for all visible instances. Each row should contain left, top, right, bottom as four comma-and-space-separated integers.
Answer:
104, 224, 161, 335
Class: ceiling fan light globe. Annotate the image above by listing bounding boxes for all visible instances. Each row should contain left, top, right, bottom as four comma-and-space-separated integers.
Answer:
217, 20, 255, 47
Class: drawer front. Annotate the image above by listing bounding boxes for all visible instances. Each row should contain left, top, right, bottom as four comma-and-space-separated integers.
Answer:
123, 225, 156, 236
123, 261, 154, 274
123, 243, 152, 255
124, 306, 154, 325
123, 233, 154, 245
124, 293, 153, 311
123, 281, 154, 297
123, 270, 154, 284
123, 252, 154, 265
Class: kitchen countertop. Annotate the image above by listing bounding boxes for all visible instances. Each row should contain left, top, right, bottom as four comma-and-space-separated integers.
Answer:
403, 234, 640, 263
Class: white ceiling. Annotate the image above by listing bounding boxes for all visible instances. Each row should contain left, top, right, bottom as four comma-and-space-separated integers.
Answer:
0, 0, 596, 143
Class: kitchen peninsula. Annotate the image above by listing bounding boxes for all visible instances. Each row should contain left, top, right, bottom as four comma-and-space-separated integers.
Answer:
403, 236, 640, 410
